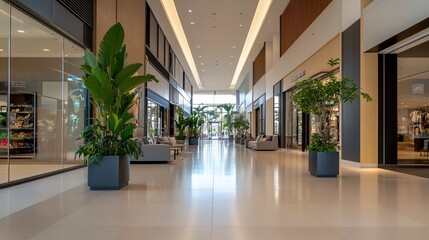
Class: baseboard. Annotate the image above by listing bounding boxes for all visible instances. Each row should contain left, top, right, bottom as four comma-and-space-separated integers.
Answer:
341, 159, 378, 168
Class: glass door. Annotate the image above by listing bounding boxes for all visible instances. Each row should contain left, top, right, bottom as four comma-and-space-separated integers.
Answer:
209, 122, 221, 139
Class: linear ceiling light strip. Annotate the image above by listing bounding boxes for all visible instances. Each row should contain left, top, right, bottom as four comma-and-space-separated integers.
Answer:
230, 0, 273, 89
160, 0, 202, 89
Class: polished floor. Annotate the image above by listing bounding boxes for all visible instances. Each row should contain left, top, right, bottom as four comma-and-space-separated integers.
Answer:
1, 140, 429, 240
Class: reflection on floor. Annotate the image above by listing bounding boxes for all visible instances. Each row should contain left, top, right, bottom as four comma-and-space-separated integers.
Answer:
1, 140, 429, 240
0, 159, 84, 183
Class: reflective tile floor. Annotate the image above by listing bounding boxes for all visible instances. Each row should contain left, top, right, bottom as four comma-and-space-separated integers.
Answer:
1, 140, 429, 240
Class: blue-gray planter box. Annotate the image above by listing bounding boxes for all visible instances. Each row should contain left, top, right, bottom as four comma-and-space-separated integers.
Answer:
189, 137, 199, 145
308, 151, 339, 177
88, 155, 130, 190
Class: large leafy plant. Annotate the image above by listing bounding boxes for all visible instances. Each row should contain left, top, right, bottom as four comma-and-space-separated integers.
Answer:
291, 58, 372, 152
219, 103, 236, 135
186, 111, 204, 138
75, 22, 157, 164
174, 107, 187, 140
233, 113, 249, 137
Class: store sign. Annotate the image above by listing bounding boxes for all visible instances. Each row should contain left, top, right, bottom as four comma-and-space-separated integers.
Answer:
11, 81, 25, 88
290, 70, 306, 83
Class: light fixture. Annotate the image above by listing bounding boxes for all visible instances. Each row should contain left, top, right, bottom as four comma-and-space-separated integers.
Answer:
196, 45, 200, 48
231, 56, 234, 58
202, 69, 205, 72
17, 29, 25, 33
42, 48, 50, 52
239, 24, 243, 27
232, 45, 237, 48
160, 0, 202, 89
198, 55, 202, 58
190, 22, 195, 25
230, 0, 273, 89
200, 63, 204, 65
0, 49, 3, 52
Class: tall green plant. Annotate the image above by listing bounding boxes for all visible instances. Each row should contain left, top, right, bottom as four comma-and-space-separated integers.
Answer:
233, 113, 250, 137
291, 58, 372, 152
219, 103, 236, 135
186, 111, 205, 138
175, 107, 187, 140
75, 22, 158, 164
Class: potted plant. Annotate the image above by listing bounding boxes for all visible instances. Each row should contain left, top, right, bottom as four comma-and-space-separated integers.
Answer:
291, 58, 372, 177
219, 103, 236, 141
75, 22, 157, 190
174, 107, 187, 140
186, 111, 204, 145
233, 113, 250, 145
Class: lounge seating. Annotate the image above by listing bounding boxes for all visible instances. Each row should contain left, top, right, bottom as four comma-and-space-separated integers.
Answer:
130, 138, 171, 162
158, 136, 185, 151
248, 135, 278, 151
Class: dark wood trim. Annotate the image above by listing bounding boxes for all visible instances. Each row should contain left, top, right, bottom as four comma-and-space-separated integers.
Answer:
253, 43, 266, 85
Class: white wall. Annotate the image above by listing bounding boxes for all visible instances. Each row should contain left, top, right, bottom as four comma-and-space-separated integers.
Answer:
265, 0, 342, 99
253, 76, 266, 101
342, 0, 361, 31
363, 0, 429, 51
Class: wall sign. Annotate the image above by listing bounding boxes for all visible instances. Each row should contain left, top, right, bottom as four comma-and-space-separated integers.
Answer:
290, 70, 306, 83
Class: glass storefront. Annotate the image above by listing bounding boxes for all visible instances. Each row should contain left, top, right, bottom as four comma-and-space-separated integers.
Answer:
397, 39, 429, 164
285, 89, 302, 149
0, 2, 86, 185
147, 100, 168, 137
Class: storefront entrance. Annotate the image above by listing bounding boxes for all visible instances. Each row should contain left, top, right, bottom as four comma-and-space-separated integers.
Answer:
209, 122, 221, 139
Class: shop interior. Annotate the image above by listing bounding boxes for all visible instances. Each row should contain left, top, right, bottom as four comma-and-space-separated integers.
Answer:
397, 37, 429, 164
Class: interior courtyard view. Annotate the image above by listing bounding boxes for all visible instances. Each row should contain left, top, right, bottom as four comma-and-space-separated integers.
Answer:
1, 0, 429, 239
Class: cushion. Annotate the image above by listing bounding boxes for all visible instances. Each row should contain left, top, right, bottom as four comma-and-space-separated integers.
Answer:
267, 135, 273, 141
262, 138, 268, 141
256, 135, 263, 142
148, 139, 154, 144
169, 137, 177, 145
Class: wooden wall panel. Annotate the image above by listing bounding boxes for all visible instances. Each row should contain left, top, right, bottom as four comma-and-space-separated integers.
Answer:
280, 0, 332, 56
253, 43, 266, 85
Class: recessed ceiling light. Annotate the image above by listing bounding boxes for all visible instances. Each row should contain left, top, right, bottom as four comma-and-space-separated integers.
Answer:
200, 63, 204, 65
188, 9, 192, 13
198, 56, 202, 58
65, 54, 69, 57
268, 19, 271, 23
196, 45, 200, 48
232, 45, 236, 48
42, 48, 50, 52
17, 30, 25, 33
202, 69, 205, 72
190, 22, 195, 25
0, 49, 3, 52
231, 56, 234, 58
239, 24, 243, 27
229, 62, 232, 65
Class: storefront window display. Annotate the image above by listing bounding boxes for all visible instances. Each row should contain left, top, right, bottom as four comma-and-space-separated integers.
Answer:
0, 2, 87, 185
147, 100, 168, 137
397, 39, 429, 163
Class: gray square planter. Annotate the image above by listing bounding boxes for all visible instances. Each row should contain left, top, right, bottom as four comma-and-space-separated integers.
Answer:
308, 151, 339, 177
88, 155, 130, 190
189, 137, 199, 145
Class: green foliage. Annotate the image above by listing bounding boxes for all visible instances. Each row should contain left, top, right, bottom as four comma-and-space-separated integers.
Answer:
291, 58, 372, 152
76, 22, 158, 165
233, 113, 249, 137
175, 107, 187, 140
186, 111, 205, 138
219, 103, 236, 134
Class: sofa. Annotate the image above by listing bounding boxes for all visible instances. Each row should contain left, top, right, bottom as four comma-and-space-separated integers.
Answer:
130, 138, 171, 162
248, 135, 278, 151
158, 136, 185, 151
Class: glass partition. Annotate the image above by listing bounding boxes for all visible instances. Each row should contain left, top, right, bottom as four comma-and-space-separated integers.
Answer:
0, 2, 86, 185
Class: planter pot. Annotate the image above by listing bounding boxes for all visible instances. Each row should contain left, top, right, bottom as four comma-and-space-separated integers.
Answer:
240, 138, 245, 145
88, 155, 130, 190
228, 135, 234, 142
308, 151, 339, 177
235, 136, 241, 144
189, 137, 199, 145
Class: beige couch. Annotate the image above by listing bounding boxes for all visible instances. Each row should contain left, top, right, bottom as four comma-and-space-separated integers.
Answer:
248, 135, 278, 151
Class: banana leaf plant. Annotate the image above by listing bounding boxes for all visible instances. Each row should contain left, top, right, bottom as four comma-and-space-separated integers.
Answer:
75, 22, 158, 165
174, 107, 187, 140
219, 103, 236, 135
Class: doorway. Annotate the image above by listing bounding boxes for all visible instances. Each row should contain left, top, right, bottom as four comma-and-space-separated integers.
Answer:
209, 122, 221, 139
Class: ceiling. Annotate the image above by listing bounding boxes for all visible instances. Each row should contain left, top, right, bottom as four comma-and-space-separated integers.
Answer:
147, 0, 290, 93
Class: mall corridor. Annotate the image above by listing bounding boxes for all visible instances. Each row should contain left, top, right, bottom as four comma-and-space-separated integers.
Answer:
1, 140, 429, 240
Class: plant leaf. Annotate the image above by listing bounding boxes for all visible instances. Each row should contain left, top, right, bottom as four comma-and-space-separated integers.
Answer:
114, 63, 142, 87
98, 22, 124, 70
118, 74, 157, 93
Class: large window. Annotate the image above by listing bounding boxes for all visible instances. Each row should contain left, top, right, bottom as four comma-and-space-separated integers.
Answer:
0, 2, 87, 184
